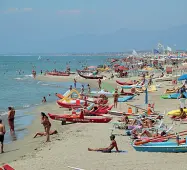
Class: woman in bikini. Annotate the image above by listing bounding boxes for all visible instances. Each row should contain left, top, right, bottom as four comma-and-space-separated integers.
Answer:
113, 90, 119, 108
41, 112, 51, 142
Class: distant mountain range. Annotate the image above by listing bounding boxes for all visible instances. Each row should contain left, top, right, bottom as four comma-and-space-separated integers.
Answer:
56, 24, 187, 53
1, 25, 187, 53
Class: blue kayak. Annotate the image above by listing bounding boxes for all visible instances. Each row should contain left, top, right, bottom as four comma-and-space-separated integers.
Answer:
118, 96, 134, 102
170, 92, 187, 99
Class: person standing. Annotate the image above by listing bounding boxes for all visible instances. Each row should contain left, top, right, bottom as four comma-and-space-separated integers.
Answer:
8, 107, 15, 133
87, 84, 91, 93
98, 78, 102, 90
113, 90, 119, 108
41, 112, 51, 142
74, 79, 77, 88
81, 85, 84, 94
0, 119, 6, 153
69, 85, 73, 91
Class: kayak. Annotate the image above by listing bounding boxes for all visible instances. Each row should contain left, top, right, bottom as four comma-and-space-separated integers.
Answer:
168, 108, 187, 116
118, 96, 134, 102
121, 85, 142, 89
116, 80, 133, 85
161, 94, 171, 99
48, 113, 112, 123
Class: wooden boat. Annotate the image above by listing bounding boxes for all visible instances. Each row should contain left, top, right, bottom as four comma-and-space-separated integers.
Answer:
77, 70, 103, 79
132, 139, 187, 153
116, 80, 133, 85
48, 113, 112, 123
47, 72, 70, 76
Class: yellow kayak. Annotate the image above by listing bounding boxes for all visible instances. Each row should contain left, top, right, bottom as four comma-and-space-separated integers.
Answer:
167, 109, 187, 116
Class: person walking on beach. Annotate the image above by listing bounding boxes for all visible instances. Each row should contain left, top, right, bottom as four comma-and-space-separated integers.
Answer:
74, 79, 77, 88
81, 85, 84, 94
41, 112, 51, 142
8, 107, 15, 133
87, 84, 91, 93
113, 90, 119, 108
88, 135, 119, 153
98, 78, 102, 90
0, 119, 6, 153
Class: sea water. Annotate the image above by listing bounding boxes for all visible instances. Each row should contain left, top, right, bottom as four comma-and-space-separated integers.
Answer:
0, 55, 109, 143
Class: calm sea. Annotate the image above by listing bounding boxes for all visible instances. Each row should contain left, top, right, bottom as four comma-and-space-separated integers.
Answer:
0, 55, 109, 143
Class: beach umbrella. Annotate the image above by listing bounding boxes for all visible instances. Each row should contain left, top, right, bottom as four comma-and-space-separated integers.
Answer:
178, 74, 187, 81
145, 88, 148, 104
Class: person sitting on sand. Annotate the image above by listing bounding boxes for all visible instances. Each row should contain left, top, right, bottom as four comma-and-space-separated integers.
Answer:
42, 97, 47, 103
41, 112, 51, 142
0, 119, 6, 154
88, 135, 119, 153
34, 130, 58, 138
118, 114, 130, 124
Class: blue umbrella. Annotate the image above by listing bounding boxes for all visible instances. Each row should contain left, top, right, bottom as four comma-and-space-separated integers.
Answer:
178, 74, 187, 81
145, 88, 148, 104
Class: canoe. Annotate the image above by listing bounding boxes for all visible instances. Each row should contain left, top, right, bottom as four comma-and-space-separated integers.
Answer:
121, 85, 142, 89
168, 108, 187, 116
47, 72, 70, 76
132, 140, 187, 153
85, 105, 113, 116
48, 113, 112, 123
118, 96, 134, 102
77, 70, 103, 79
116, 80, 133, 85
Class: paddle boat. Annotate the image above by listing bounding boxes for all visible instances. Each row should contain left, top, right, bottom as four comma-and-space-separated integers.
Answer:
48, 112, 112, 124
132, 138, 187, 153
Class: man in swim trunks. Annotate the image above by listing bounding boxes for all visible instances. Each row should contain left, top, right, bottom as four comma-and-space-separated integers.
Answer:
8, 107, 15, 133
88, 135, 119, 152
0, 119, 6, 153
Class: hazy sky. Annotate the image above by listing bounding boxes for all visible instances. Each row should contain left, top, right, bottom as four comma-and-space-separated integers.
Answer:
0, 0, 187, 53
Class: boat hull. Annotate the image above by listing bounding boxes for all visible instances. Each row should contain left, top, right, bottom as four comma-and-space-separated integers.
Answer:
116, 80, 133, 85
133, 141, 187, 153
48, 113, 112, 123
77, 70, 103, 79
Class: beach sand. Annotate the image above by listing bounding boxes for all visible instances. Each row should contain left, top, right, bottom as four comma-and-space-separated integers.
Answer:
1, 75, 187, 170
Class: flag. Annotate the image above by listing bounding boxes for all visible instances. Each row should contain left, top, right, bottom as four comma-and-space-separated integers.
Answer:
167, 46, 172, 52
153, 49, 160, 54
132, 50, 138, 56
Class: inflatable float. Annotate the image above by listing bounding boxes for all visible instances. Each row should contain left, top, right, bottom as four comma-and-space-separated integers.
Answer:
168, 108, 187, 116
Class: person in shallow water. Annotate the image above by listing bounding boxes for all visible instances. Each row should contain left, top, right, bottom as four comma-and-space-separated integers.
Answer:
0, 119, 6, 153
88, 135, 119, 152
42, 97, 47, 103
8, 107, 15, 133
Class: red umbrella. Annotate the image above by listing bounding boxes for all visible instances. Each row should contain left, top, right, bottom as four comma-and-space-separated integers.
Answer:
118, 66, 129, 71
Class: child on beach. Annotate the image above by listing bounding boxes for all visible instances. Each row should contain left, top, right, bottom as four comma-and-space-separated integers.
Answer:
0, 119, 6, 153
41, 112, 51, 142
88, 135, 119, 153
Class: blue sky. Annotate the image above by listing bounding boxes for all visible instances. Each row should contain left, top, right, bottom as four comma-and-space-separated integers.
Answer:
0, 0, 187, 53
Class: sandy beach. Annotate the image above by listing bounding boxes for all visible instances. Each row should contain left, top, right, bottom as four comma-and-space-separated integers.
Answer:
0, 74, 187, 170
